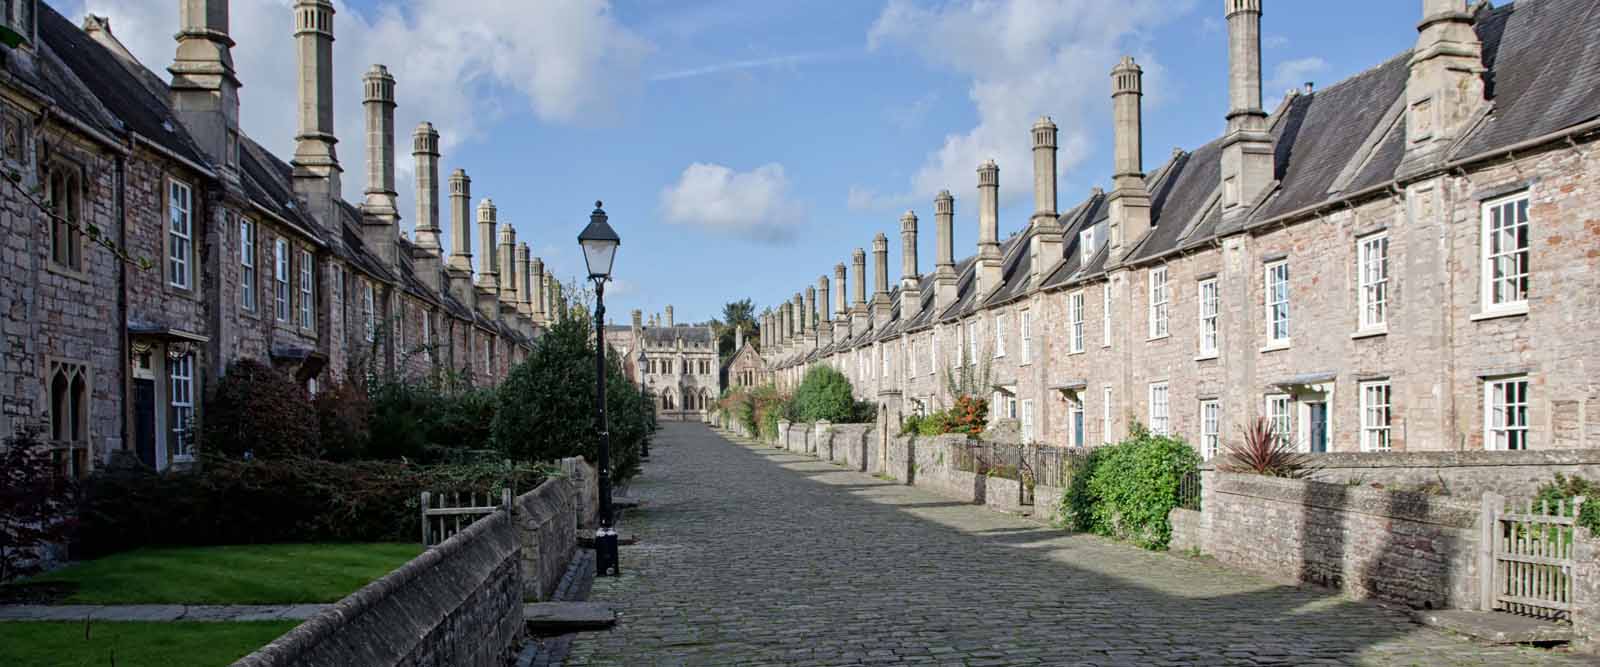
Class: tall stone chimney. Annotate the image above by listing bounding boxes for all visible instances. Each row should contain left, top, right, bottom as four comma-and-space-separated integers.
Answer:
1219, 0, 1275, 227
736, 324, 744, 351
476, 199, 500, 291
818, 274, 832, 345
934, 190, 958, 312
632, 309, 643, 331
412, 123, 442, 249
804, 286, 817, 344
514, 242, 531, 316
1108, 56, 1152, 259
1402, 0, 1485, 171
531, 257, 547, 323
290, 0, 341, 227
446, 169, 473, 306
1030, 117, 1065, 283
360, 65, 399, 274
976, 160, 1003, 297
498, 223, 518, 304
851, 249, 868, 337
834, 263, 848, 321
665, 305, 674, 328
872, 232, 891, 328
900, 210, 922, 322
169, 0, 240, 179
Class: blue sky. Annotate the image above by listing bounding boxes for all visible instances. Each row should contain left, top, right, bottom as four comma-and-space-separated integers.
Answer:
78, 0, 1420, 324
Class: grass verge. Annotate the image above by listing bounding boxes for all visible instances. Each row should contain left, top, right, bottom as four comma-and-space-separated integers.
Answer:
0, 621, 298, 667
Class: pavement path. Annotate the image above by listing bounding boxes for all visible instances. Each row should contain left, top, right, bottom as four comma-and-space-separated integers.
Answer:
563, 422, 1587, 666
0, 603, 328, 622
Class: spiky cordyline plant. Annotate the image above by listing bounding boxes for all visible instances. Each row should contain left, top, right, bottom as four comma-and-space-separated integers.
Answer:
1220, 417, 1314, 478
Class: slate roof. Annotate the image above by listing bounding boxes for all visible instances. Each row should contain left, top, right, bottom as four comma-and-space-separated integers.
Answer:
1456, 1, 1600, 158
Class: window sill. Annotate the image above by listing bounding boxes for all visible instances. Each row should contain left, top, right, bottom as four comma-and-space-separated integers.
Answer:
1068, 349, 1085, 356
1259, 340, 1292, 354
240, 309, 260, 321
1471, 303, 1528, 322
45, 261, 89, 282
1351, 327, 1388, 340
1147, 334, 1170, 343
1194, 353, 1219, 362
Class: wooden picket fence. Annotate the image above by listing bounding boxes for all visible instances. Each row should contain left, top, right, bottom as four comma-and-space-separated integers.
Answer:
420, 488, 512, 548
1481, 493, 1585, 621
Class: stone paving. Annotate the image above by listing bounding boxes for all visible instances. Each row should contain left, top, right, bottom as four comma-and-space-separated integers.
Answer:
563, 423, 1588, 666
0, 603, 328, 622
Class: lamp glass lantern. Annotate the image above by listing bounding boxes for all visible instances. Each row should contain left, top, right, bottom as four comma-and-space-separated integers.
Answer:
578, 200, 620, 281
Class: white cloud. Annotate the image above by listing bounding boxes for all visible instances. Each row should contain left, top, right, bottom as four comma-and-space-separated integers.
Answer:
846, 185, 911, 213
650, 51, 833, 82
659, 163, 804, 243
1266, 56, 1328, 100
862, 0, 1190, 207
1264, 34, 1290, 49
72, 0, 649, 256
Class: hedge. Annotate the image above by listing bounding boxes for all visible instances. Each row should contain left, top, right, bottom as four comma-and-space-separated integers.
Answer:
1057, 426, 1200, 550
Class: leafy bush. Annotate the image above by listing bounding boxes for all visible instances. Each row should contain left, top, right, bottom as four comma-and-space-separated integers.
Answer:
1057, 425, 1200, 550
202, 360, 319, 460
791, 366, 858, 422
75, 456, 548, 557
314, 379, 372, 462
1534, 473, 1600, 534
1220, 417, 1312, 478
1, 428, 77, 582
363, 371, 497, 463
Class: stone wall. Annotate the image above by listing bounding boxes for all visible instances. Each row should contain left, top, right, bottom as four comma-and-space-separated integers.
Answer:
1300, 449, 1600, 500
1167, 507, 1202, 554
832, 424, 870, 471
236, 509, 523, 667
1198, 471, 1482, 610
884, 434, 914, 483
557, 456, 599, 530
516, 476, 577, 601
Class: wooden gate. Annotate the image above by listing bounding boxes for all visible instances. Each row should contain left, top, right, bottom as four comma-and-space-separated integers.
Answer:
420, 489, 512, 547
1481, 493, 1584, 621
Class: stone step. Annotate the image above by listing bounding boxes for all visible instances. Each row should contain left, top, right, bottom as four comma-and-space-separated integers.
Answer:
1412, 609, 1573, 645
523, 602, 617, 634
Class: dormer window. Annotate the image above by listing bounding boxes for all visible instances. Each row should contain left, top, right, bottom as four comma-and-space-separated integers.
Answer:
0, 1, 36, 49
1079, 225, 1099, 263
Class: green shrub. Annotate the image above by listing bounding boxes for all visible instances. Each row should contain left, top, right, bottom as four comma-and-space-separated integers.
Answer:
364, 371, 496, 463
314, 379, 372, 462
1058, 425, 1200, 550
1, 427, 77, 582
75, 457, 549, 557
791, 366, 858, 422
1534, 474, 1600, 534
202, 360, 319, 460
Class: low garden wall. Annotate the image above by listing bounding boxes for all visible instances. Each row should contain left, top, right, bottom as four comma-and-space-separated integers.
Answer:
236, 473, 586, 666
1303, 449, 1600, 499
832, 424, 870, 471
556, 456, 599, 530
1189, 471, 1483, 610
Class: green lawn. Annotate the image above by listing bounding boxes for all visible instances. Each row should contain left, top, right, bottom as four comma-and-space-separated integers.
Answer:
0, 621, 299, 667
22, 543, 422, 605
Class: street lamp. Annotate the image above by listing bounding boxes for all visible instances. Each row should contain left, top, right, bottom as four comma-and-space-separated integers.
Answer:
579, 200, 621, 577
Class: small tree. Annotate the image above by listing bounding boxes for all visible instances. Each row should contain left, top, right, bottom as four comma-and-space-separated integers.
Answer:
203, 359, 320, 460
1220, 417, 1312, 478
791, 366, 858, 422
0, 428, 77, 582
315, 378, 372, 461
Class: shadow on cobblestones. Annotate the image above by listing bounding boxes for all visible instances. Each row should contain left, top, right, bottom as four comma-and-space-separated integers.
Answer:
563, 423, 1581, 666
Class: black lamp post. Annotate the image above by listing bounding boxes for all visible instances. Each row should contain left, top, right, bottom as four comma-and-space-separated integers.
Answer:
579, 200, 621, 577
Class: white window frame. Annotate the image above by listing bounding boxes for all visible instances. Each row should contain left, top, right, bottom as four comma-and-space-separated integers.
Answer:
273, 239, 290, 322
1200, 399, 1220, 460
966, 321, 979, 366
1148, 266, 1169, 339
881, 344, 889, 377
1198, 278, 1219, 357
1484, 376, 1529, 451
1068, 290, 1085, 354
1266, 394, 1292, 446
168, 179, 193, 289
1360, 381, 1392, 452
239, 219, 256, 312
1358, 233, 1389, 331
930, 330, 939, 376
1102, 283, 1113, 347
993, 314, 1007, 358
169, 352, 194, 461
1080, 226, 1098, 264
907, 337, 917, 378
298, 249, 314, 329
1148, 382, 1170, 435
1481, 193, 1529, 312
363, 282, 376, 343
482, 335, 492, 376
1265, 260, 1290, 345
1101, 386, 1114, 444
1067, 397, 1085, 449
1020, 399, 1035, 443
1019, 309, 1032, 364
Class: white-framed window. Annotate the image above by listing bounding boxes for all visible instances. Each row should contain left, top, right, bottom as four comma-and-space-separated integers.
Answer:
168, 179, 193, 289
362, 282, 376, 343
993, 314, 1007, 357
1020, 399, 1035, 442
1198, 278, 1219, 356
239, 219, 256, 312
1102, 283, 1113, 347
907, 337, 917, 378
1080, 226, 1099, 263
1360, 381, 1392, 452
1266, 394, 1292, 445
1148, 266, 1169, 339
880, 344, 889, 377
422, 307, 432, 346
1482, 193, 1529, 310
1148, 382, 1170, 435
169, 352, 194, 460
1200, 399, 1220, 460
1265, 260, 1290, 343
1067, 398, 1085, 449
1359, 233, 1389, 330
1485, 376, 1528, 451
1020, 309, 1032, 363
298, 250, 314, 329
857, 349, 865, 382
273, 239, 290, 322
1102, 386, 1114, 444
966, 321, 979, 366
1068, 290, 1085, 353
930, 330, 939, 376
481, 336, 491, 376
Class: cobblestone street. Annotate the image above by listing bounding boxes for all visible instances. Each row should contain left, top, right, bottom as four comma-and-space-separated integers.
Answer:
563, 423, 1585, 666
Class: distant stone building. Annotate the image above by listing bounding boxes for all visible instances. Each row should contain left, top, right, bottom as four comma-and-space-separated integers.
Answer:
724, 325, 764, 389
758, 0, 1600, 456
606, 306, 721, 421
0, 1, 556, 476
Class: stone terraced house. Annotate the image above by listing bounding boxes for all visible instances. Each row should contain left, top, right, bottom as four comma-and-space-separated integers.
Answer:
0, 0, 561, 476
606, 306, 721, 421
759, 0, 1600, 457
